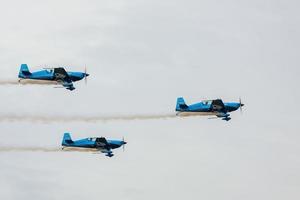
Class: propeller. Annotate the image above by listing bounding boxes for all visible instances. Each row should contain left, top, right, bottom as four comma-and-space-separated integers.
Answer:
122, 137, 126, 152
84, 66, 88, 85
239, 97, 244, 113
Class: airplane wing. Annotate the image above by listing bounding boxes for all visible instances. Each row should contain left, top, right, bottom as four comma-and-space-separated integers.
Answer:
54, 68, 75, 91
96, 137, 114, 157
211, 99, 231, 121
211, 99, 226, 112
95, 137, 109, 147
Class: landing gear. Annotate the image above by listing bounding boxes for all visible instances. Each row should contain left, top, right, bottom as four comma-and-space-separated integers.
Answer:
106, 153, 114, 157
222, 117, 231, 121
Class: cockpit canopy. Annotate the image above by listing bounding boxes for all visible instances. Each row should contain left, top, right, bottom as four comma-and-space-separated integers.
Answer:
202, 100, 212, 105
45, 69, 54, 73
87, 137, 97, 142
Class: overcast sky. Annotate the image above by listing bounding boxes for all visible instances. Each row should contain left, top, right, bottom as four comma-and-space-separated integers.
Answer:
0, 0, 299, 200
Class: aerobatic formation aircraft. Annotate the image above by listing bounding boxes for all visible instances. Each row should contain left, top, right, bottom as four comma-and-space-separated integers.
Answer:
61, 133, 127, 157
18, 64, 89, 91
176, 97, 244, 121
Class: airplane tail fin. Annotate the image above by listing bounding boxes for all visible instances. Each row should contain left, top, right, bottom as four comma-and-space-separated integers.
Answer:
19, 64, 31, 77
176, 97, 188, 111
62, 133, 73, 145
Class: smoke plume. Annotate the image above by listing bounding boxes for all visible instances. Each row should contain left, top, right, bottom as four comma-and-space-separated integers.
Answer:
0, 113, 178, 123
0, 79, 57, 85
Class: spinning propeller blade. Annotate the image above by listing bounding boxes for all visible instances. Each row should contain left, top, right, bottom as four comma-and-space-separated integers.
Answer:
239, 97, 244, 113
122, 137, 126, 152
84, 66, 88, 85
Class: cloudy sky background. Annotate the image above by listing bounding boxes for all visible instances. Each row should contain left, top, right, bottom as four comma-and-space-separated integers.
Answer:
0, 0, 299, 199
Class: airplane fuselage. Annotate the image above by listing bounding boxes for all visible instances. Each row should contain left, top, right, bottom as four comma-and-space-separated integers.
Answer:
18, 69, 87, 82
62, 138, 125, 150
176, 102, 240, 113
175, 98, 244, 121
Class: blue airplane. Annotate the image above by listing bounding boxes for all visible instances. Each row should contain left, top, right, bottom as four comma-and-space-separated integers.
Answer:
18, 64, 89, 91
61, 133, 127, 157
175, 97, 244, 121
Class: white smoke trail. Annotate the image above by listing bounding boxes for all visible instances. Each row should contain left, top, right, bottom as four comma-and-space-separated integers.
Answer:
0, 79, 57, 85
0, 80, 20, 85
0, 146, 103, 153
0, 113, 178, 123
0, 146, 60, 152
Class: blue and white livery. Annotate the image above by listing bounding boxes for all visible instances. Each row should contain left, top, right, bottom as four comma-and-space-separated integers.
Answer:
18, 64, 89, 91
176, 97, 244, 121
62, 133, 127, 157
